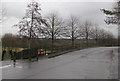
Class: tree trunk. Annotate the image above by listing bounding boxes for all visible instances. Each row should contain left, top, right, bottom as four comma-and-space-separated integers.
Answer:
28, 39, 31, 61
72, 38, 74, 48
51, 16, 54, 53
86, 33, 89, 47
28, 10, 34, 62
51, 37, 54, 53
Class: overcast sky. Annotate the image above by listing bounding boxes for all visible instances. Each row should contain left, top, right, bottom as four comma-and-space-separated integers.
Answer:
1, 0, 118, 38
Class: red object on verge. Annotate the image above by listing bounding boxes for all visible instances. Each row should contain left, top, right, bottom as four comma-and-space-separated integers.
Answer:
40, 52, 44, 55
38, 49, 44, 55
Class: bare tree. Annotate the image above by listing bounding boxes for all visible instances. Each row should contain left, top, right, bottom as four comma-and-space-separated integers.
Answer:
13, 1, 48, 61
39, 12, 64, 52
98, 29, 114, 45
64, 15, 81, 47
89, 24, 101, 43
90, 24, 115, 45
13, 1, 47, 49
98, 29, 108, 40
81, 20, 92, 46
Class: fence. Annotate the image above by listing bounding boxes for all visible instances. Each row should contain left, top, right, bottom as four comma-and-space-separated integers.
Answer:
1, 41, 107, 62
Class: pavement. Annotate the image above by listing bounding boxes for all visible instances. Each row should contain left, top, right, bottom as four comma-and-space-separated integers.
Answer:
1, 47, 118, 79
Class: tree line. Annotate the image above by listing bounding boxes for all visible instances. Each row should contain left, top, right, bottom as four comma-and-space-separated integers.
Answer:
1, 1, 119, 50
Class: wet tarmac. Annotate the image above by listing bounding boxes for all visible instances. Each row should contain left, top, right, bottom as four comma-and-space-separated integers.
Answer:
1, 47, 118, 79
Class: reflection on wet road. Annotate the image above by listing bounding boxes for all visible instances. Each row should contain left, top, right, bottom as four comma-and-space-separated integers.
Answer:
2, 47, 118, 79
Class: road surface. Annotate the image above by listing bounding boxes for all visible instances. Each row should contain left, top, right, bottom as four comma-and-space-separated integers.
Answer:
1, 47, 118, 79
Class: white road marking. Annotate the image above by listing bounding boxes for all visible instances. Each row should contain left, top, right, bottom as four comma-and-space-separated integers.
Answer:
15, 66, 23, 68
0, 63, 23, 69
0, 65, 12, 69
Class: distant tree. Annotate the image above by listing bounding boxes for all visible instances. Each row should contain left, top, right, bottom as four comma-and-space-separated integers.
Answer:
2, 33, 17, 49
40, 12, 64, 52
97, 29, 114, 45
13, 1, 48, 49
101, 1, 120, 25
90, 24, 101, 43
90, 24, 115, 45
64, 15, 81, 47
81, 20, 92, 46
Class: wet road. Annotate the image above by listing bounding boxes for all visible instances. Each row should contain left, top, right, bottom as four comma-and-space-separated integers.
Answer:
2, 47, 118, 79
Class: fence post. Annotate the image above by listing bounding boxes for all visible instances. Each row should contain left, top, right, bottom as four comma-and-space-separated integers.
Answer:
29, 49, 31, 62
1, 50, 6, 61
13, 51, 16, 65
36, 49, 39, 61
